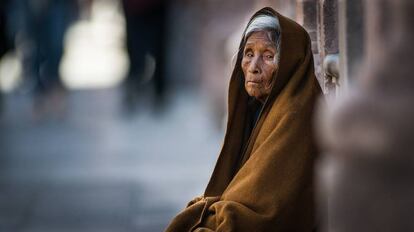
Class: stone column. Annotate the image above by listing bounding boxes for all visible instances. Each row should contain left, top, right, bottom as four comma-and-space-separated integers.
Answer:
296, 0, 318, 53
318, 0, 414, 231
296, 0, 323, 85
317, 0, 339, 58
337, 0, 365, 94
317, 0, 339, 101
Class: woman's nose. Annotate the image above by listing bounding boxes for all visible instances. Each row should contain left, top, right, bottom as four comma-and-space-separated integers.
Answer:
248, 57, 261, 74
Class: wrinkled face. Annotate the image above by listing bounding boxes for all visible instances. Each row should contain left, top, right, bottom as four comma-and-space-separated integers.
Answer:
242, 31, 278, 103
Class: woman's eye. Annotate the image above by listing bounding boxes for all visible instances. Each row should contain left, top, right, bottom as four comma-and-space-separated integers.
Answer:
245, 52, 253, 57
265, 54, 274, 59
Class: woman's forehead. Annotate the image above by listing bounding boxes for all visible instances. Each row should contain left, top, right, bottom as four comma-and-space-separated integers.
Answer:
245, 31, 277, 48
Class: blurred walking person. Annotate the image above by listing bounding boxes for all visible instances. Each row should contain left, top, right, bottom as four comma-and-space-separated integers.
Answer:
9, 0, 80, 119
121, 0, 168, 113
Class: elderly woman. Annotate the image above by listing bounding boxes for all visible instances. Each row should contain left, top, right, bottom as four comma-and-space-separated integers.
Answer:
166, 7, 322, 232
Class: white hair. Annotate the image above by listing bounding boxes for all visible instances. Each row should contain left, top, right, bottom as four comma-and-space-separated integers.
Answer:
244, 15, 281, 63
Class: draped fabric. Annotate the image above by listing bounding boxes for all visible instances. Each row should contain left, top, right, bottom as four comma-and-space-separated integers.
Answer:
165, 7, 322, 232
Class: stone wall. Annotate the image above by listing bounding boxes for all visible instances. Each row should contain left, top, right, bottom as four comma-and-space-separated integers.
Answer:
319, 0, 414, 231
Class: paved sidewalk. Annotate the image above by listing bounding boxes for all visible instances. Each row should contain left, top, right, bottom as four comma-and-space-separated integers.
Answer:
0, 88, 222, 232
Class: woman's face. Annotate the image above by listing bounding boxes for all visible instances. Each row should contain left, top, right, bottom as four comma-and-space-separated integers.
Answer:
242, 31, 278, 103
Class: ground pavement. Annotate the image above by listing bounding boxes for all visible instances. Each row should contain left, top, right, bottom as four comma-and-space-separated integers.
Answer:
0, 87, 222, 232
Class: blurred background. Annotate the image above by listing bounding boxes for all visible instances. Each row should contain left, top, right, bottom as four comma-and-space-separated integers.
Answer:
2, 0, 412, 231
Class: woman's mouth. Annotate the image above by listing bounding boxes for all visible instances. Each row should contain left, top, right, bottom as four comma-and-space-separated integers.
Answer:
247, 80, 262, 85
247, 82, 263, 90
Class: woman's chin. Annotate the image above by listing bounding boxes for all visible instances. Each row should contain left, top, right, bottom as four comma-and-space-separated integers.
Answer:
247, 92, 263, 102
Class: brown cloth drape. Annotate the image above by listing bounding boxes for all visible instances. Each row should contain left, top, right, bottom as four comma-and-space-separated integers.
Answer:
165, 7, 322, 232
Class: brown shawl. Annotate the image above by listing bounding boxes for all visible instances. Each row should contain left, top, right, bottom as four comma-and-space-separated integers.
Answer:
165, 7, 322, 232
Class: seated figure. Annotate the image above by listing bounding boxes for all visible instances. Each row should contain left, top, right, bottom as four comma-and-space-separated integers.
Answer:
166, 7, 322, 232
